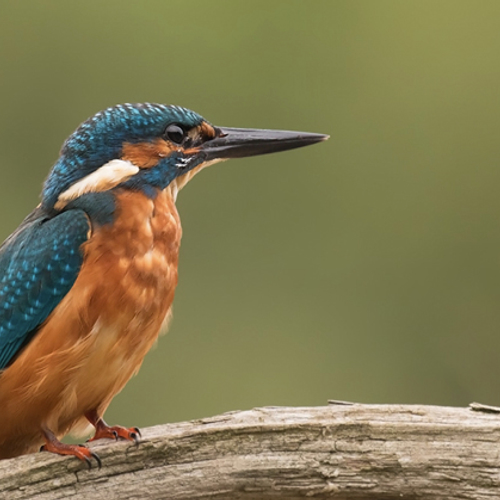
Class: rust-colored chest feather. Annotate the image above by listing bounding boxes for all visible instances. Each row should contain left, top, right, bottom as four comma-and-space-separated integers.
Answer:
80, 188, 182, 338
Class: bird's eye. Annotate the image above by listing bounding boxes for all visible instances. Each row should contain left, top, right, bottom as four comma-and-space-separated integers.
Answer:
165, 124, 186, 144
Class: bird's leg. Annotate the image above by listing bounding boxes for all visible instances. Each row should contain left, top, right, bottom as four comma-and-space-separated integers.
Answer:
85, 409, 141, 444
40, 426, 101, 469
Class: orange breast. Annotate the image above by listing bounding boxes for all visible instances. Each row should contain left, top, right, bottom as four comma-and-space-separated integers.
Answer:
0, 187, 182, 457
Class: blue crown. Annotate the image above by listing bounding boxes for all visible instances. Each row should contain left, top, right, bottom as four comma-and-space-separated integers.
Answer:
42, 103, 204, 208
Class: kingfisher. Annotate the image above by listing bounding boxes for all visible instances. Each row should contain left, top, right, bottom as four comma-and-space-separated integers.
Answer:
0, 103, 327, 467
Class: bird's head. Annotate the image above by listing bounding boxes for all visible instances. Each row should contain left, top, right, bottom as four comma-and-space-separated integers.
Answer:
42, 103, 327, 213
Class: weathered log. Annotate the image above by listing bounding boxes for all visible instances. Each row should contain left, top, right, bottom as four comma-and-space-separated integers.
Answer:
1, 403, 500, 499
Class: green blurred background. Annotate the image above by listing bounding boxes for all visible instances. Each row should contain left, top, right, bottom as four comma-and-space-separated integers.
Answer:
1, 1, 500, 430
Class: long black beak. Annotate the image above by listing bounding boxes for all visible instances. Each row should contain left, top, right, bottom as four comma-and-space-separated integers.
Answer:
201, 127, 329, 161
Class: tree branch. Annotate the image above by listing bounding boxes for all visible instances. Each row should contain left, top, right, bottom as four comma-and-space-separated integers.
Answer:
1, 404, 500, 499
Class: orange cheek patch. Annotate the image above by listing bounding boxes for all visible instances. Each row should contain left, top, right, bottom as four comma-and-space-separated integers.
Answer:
122, 139, 176, 169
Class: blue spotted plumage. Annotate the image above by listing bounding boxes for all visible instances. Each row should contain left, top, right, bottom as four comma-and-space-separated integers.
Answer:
0, 209, 89, 368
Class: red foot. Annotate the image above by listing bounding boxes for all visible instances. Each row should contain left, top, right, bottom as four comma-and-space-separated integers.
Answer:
89, 423, 141, 444
85, 410, 141, 444
41, 427, 101, 469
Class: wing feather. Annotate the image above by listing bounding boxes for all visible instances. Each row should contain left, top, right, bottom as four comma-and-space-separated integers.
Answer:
0, 208, 90, 369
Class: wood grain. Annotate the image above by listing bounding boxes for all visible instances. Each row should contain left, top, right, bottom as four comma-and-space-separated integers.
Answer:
1, 404, 500, 499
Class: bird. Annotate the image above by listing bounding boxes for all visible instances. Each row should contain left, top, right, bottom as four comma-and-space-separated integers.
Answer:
0, 103, 327, 467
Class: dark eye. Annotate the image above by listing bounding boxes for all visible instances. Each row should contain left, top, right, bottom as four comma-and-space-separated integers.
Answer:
165, 124, 186, 144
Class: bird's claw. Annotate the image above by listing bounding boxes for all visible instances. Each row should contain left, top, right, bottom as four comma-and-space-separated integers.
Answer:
88, 450, 102, 469
89, 423, 141, 445
40, 442, 101, 469
78, 447, 102, 469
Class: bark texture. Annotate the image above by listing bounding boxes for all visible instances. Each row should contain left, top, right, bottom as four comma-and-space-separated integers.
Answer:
1, 403, 500, 500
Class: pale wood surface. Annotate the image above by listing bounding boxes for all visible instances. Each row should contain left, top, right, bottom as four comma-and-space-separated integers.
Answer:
1, 404, 500, 499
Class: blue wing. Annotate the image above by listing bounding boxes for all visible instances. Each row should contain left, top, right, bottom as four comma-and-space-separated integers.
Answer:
0, 208, 90, 369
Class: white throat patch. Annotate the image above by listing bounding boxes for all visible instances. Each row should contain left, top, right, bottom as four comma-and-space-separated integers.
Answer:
55, 159, 139, 209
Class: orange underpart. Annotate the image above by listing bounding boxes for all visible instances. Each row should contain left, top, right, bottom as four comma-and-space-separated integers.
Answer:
0, 189, 180, 460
